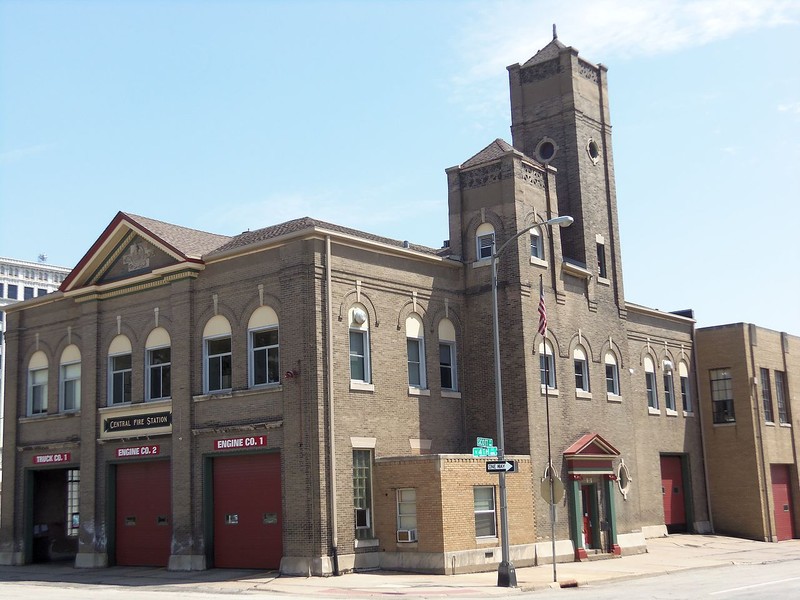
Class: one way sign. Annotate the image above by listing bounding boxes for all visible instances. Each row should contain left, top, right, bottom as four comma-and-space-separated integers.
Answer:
485, 460, 517, 473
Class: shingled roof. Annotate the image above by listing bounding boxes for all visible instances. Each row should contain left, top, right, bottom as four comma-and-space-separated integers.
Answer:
207, 216, 444, 258
124, 213, 232, 258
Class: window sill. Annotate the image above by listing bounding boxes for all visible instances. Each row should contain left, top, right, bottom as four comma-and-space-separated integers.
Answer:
408, 387, 431, 397
648, 407, 661, 415
472, 258, 491, 269
529, 257, 548, 268
780, 422, 792, 428
765, 421, 776, 426
666, 409, 678, 417
576, 390, 592, 400
441, 390, 461, 399
541, 386, 559, 396
146, 396, 172, 403
354, 538, 379, 549
713, 421, 737, 427
597, 276, 611, 286
606, 393, 622, 403
683, 411, 695, 418
476, 536, 499, 545
19, 412, 79, 423
350, 381, 375, 392
193, 387, 282, 403
396, 541, 419, 550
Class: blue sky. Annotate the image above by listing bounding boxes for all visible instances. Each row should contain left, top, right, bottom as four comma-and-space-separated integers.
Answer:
2, 0, 799, 334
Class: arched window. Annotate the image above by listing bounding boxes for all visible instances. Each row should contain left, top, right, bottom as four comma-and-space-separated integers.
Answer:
679, 361, 692, 413
349, 305, 371, 383
663, 360, 676, 412
476, 223, 495, 261
203, 316, 232, 393
573, 345, 589, 393
438, 319, 457, 392
28, 350, 49, 415
59, 344, 81, 412
248, 306, 280, 387
644, 355, 658, 410
108, 335, 132, 405
145, 327, 171, 401
405, 313, 426, 389
530, 229, 544, 261
605, 351, 620, 396
539, 340, 556, 389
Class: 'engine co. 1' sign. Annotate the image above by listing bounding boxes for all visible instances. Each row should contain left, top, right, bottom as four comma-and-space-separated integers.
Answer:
214, 435, 267, 451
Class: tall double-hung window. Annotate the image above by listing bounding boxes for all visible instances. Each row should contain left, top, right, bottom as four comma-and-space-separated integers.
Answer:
248, 306, 280, 386
574, 346, 590, 393
349, 305, 371, 384
776, 371, 789, 424
663, 362, 676, 411
438, 318, 458, 391
761, 368, 774, 423
59, 344, 81, 412
108, 335, 132, 405
605, 352, 620, 396
406, 313, 426, 389
204, 315, 232, 393
28, 351, 49, 415
679, 361, 692, 413
146, 327, 171, 401
644, 356, 658, 410
539, 340, 556, 389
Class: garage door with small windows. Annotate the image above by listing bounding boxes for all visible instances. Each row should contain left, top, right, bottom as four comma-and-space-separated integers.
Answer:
771, 464, 796, 541
213, 452, 282, 569
115, 460, 172, 566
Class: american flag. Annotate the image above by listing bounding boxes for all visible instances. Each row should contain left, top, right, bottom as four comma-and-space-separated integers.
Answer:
537, 277, 547, 336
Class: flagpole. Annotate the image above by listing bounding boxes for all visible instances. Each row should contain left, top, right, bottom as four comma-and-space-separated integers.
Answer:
540, 274, 557, 583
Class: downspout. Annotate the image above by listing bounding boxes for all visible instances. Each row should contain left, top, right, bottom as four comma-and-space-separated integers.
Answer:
780, 332, 799, 539
748, 325, 774, 541
325, 235, 340, 575
691, 323, 714, 533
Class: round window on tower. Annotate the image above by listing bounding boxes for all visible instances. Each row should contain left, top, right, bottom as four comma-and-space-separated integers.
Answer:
586, 138, 600, 165
535, 138, 557, 163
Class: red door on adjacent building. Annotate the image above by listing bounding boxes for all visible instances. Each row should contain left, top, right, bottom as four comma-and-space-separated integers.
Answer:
115, 460, 172, 566
213, 452, 282, 569
660, 456, 686, 532
771, 464, 796, 541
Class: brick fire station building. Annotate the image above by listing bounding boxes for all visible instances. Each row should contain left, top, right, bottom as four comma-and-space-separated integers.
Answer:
0, 36, 711, 574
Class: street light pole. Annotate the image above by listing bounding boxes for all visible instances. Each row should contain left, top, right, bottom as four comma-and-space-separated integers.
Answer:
491, 215, 573, 588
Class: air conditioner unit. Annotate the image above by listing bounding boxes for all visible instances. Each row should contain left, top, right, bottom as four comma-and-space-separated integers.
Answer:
396, 529, 418, 543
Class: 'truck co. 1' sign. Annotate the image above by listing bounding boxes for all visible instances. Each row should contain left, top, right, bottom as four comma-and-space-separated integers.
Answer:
33, 453, 71, 465
214, 435, 268, 451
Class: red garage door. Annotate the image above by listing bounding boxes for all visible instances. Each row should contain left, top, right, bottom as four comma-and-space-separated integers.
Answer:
213, 453, 282, 569
660, 455, 686, 532
771, 464, 796, 541
116, 460, 171, 566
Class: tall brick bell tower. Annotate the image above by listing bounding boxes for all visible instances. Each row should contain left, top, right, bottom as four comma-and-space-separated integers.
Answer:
507, 31, 626, 316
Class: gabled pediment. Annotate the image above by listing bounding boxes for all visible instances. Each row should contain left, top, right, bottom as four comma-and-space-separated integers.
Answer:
564, 433, 620, 458
61, 212, 231, 294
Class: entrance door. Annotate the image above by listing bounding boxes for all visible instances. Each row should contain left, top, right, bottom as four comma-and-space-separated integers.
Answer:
213, 453, 282, 569
660, 455, 686, 533
771, 464, 796, 541
115, 460, 172, 566
30, 469, 79, 562
581, 484, 595, 548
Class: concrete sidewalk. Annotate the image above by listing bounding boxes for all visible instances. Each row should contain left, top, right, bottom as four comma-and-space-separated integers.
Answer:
1, 534, 799, 597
